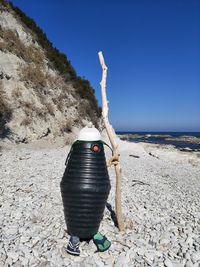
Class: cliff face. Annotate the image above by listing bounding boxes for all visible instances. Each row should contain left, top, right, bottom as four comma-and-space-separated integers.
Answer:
0, 1, 101, 143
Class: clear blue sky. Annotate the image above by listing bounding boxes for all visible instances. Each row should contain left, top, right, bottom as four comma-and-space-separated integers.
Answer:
12, 0, 200, 131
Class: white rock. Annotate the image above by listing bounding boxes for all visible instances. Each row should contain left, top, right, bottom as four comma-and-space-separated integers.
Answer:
160, 238, 170, 245
125, 247, 135, 262
155, 251, 163, 258
20, 257, 29, 266
6, 251, 19, 263
164, 259, 173, 267
191, 252, 200, 262
185, 260, 194, 267
115, 253, 126, 267
63, 258, 70, 266
93, 255, 104, 267
186, 236, 193, 246
135, 247, 145, 256
99, 251, 110, 259
20, 236, 31, 243
144, 252, 155, 262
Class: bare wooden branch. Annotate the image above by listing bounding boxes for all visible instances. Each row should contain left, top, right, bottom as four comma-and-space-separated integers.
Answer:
98, 51, 124, 231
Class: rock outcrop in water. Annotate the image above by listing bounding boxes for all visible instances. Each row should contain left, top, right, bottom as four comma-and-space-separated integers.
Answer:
0, 0, 101, 143
118, 133, 200, 151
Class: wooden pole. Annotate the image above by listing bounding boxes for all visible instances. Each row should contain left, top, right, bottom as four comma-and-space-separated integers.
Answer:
98, 51, 124, 231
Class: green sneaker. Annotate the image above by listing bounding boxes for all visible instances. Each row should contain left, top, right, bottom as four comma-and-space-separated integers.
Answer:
92, 232, 111, 252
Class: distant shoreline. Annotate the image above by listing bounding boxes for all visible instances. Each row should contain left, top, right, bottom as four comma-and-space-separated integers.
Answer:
117, 131, 200, 136
117, 132, 200, 151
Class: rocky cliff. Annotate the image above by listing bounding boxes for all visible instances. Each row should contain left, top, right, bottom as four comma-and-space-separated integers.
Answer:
0, 0, 101, 143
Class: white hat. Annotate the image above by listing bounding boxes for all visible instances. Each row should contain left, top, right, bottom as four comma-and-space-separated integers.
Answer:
77, 126, 101, 141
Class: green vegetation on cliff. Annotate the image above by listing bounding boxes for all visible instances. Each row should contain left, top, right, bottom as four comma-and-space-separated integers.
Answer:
0, 0, 101, 128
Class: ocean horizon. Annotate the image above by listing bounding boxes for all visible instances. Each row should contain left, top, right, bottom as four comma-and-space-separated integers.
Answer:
117, 131, 200, 136
117, 131, 200, 150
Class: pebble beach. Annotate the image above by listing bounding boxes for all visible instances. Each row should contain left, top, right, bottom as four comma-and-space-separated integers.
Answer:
0, 139, 200, 267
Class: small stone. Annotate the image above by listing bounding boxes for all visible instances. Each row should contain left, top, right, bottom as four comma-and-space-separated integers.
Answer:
38, 261, 50, 267
185, 260, 194, 267
5, 226, 18, 237
191, 252, 200, 262
155, 251, 163, 258
160, 238, 170, 245
186, 236, 193, 246
135, 247, 145, 256
32, 248, 39, 258
173, 264, 184, 267
180, 245, 188, 254
125, 247, 135, 262
99, 251, 110, 259
20, 236, 31, 243
54, 222, 60, 229
144, 252, 155, 262
63, 258, 70, 266
135, 255, 143, 263
31, 215, 38, 223
32, 237, 40, 247
164, 258, 173, 267
7, 251, 19, 263
93, 255, 104, 267
20, 257, 29, 266
183, 252, 191, 260
5, 256, 13, 265
12, 261, 23, 267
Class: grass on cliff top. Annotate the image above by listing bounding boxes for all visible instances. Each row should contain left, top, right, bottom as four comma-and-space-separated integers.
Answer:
0, 25, 44, 65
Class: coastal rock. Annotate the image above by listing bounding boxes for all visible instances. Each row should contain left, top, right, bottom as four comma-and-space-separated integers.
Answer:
191, 252, 200, 262
164, 259, 173, 267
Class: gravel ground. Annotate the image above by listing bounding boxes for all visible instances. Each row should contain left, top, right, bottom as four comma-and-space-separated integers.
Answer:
0, 140, 200, 267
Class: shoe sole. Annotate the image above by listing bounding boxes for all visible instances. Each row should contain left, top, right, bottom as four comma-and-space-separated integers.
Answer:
97, 242, 111, 252
66, 248, 80, 256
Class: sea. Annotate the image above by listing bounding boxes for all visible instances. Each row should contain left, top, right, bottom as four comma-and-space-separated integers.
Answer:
116, 132, 200, 151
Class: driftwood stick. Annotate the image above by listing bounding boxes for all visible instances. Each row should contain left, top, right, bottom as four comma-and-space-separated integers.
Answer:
98, 51, 124, 231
